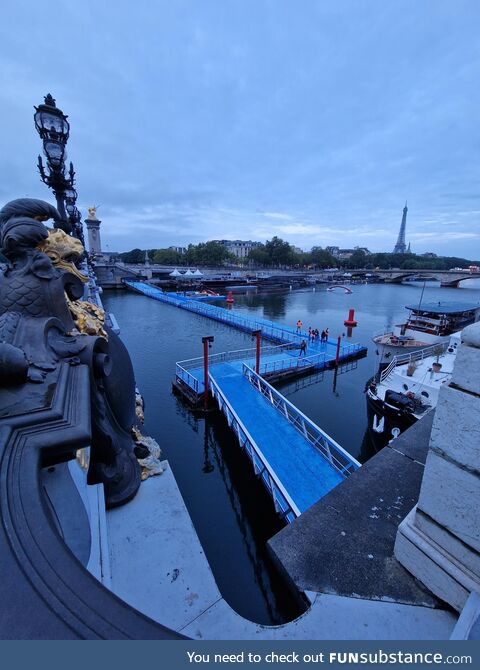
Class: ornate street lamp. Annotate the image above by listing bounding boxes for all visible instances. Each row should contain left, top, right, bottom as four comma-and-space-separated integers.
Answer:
34, 93, 70, 140
34, 93, 84, 240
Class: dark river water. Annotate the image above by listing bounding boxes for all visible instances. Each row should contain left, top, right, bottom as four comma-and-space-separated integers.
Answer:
103, 278, 480, 625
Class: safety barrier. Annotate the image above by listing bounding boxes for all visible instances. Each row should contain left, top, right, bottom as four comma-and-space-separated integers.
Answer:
177, 343, 296, 371
242, 364, 360, 477
208, 372, 299, 523
124, 280, 365, 359
380, 341, 450, 383
175, 364, 200, 393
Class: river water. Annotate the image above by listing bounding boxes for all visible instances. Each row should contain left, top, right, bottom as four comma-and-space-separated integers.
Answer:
103, 279, 480, 626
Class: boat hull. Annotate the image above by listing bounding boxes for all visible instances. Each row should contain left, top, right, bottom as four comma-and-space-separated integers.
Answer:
365, 389, 418, 451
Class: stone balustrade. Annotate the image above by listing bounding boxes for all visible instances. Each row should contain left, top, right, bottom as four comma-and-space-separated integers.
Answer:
395, 321, 480, 611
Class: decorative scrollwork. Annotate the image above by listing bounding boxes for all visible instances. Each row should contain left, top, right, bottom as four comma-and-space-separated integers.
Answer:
0, 198, 141, 507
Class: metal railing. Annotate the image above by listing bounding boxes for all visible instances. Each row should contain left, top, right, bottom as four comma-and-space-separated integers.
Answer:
177, 343, 297, 371
260, 351, 328, 374
208, 372, 299, 523
176, 364, 200, 393
380, 341, 450, 383
242, 364, 360, 477
124, 279, 365, 359
175, 348, 329, 394
373, 327, 399, 339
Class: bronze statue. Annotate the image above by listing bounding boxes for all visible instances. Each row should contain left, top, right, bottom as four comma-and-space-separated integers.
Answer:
0, 198, 141, 507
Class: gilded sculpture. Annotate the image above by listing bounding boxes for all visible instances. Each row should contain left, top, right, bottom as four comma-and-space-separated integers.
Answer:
0, 197, 142, 507
37, 228, 107, 338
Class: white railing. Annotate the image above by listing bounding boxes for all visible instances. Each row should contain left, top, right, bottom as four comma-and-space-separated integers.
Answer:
126, 280, 365, 365
242, 364, 360, 477
175, 349, 329, 393
175, 364, 200, 393
208, 372, 300, 522
260, 351, 327, 375
177, 342, 297, 371
380, 341, 450, 383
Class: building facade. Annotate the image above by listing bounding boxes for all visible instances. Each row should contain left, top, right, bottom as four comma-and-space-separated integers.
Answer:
216, 239, 262, 260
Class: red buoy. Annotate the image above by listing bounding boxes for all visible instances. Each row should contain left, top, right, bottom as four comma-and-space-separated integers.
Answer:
226, 291, 234, 304
344, 308, 357, 327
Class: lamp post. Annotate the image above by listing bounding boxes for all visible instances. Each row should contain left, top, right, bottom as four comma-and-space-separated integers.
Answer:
202, 336, 214, 410
34, 93, 84, 242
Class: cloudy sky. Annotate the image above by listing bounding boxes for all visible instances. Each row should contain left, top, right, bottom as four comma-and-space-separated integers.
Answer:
1, 1, 480, 256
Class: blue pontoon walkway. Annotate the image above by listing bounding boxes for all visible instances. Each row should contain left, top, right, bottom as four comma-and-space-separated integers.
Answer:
209, 363, 359, 521
124, 279, 367, 372
173, 350, 360, 521
125, 279, 362, 521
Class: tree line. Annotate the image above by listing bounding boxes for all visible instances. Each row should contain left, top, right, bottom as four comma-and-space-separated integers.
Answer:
116, 237, 478, 270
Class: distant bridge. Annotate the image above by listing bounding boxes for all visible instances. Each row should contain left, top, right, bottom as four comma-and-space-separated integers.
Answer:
370, 269, 480, 288
91, 258, 480, 289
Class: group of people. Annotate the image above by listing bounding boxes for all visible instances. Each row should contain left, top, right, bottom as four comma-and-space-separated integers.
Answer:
297, 321, 329, 356
307, 326, 329, 343
296, 320, 329, 342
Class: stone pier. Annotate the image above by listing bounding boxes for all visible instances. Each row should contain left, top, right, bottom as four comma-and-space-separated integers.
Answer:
395, 321, 480, 611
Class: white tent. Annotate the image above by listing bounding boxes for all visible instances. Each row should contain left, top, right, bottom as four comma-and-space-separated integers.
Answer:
193, 268, 203, 277
169, 268, 181, 277
183, 268, 194, 277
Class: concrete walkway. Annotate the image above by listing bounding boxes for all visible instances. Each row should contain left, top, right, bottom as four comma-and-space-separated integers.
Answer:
105, 462, 457, 640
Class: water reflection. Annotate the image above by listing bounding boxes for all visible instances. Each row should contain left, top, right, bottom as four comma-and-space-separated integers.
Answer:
201, 412, 305, 624
242, 292, 288, 320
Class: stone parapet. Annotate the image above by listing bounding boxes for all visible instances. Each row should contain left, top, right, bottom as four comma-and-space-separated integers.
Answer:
395, 321, 480, 611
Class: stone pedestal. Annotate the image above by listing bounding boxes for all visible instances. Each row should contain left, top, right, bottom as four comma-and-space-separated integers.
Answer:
85, 216, 102, 256
395, 322, 480, 611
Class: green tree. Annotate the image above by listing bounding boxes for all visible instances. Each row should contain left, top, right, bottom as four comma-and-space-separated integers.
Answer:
247, 245, 270, 266
345, 250, 367, 269
119, 248, 144, 263
309, 247, 337, 268
265, 236, 296, 267
184, 241, 234, 266
153, 248, 182, 265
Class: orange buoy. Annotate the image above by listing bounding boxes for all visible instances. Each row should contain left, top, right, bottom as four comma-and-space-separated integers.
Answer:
344, 308, 357, 327
226, 290, 234, 304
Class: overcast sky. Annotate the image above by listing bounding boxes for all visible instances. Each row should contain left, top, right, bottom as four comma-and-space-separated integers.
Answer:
1, 1, 480, 256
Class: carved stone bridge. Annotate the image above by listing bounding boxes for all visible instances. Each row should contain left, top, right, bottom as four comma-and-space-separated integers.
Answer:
362, 269, 480, 288
91, 262, 480, 290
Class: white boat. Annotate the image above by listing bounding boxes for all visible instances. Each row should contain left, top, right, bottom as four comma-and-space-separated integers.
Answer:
366, 332, 461, 450
373, 301, 480, 358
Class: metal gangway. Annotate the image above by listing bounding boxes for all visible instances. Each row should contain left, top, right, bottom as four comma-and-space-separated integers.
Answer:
208, 363, 360, 522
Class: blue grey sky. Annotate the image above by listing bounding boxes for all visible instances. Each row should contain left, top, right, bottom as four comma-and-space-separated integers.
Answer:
1, 0, 480, 256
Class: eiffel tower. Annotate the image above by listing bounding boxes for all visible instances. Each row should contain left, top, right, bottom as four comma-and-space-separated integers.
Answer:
393, 201, 408, 254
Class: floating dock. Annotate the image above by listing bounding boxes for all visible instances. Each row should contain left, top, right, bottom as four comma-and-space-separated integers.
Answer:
124, 279, 367, 360
124, 280, 365, 522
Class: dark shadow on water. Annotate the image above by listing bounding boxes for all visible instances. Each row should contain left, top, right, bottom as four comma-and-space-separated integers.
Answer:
240, 292, 288, 319
204, 412, 306, 624
171, 397, 306, 626
358, 428, 378, 464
